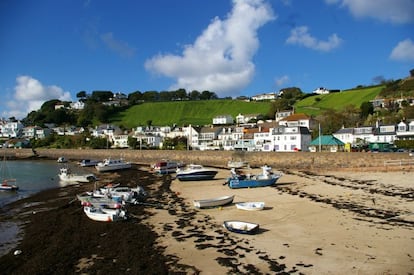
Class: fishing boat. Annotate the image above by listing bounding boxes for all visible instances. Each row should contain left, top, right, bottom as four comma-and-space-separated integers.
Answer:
227, 165, 282, 189
0, 148, 18, 191
223, 220, 260, 234
58, 167, 97, 183
83, 206, 127, 222
78, 159, 100, 167
57, 156, 68, 163
193, 195, 234, 209
95, 158, 131, 172
151, 160, 184, 174
176, 164, 218, 181
235, 202, 265, 211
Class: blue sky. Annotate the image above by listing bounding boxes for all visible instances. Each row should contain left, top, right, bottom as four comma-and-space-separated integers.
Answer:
1, 0, 413, 119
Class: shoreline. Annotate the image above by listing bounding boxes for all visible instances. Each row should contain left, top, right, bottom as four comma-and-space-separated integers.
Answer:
0, 161, 413, 273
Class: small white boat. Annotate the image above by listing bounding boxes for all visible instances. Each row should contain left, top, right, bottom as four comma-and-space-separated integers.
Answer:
235, 202, 265, 211
193, 195, 234, 209
95, 158, 132, 172
83, 206, 127, 222
58, 167, 97, 183
223, 220, 260, 235
0, 179, 18, 191
57, 156, 68, 163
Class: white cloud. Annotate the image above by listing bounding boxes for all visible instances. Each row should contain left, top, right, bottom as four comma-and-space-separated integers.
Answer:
326, 0, 414, 24
101, 32, 136, 58
390, 39, 414, 61
286, 26, 342, 52
275, 75, 290, 87
5, 76, 72, 119
144, 0, 275, 97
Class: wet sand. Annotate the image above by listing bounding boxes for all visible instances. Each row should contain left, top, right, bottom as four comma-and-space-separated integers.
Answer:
0, 164, 413, 274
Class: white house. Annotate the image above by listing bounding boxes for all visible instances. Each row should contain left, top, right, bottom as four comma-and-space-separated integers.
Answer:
0, 120, 24, 138
396, 120, 414, 140
278, 113, 314, 129
70, 101, 85, 110
213, 114, 233, 125
275, 110, 294, 122
313, 87, 330, 94
270, 126, 311, 152
251, 92, 277, 101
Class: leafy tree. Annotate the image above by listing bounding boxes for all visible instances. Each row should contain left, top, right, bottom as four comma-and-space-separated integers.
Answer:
128, 91, 143, 105
360, 101, 374, 120
142, 91, 159, 101
76, 91, 87, 99
91, 91, 113, 102
189, 90, 200, 100
175, 88, 187, 100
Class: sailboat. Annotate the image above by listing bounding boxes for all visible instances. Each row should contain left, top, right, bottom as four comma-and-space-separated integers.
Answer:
0, 148, 19, 191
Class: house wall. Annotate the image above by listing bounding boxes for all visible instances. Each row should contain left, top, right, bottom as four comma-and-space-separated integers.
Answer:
8, 148, 413, 171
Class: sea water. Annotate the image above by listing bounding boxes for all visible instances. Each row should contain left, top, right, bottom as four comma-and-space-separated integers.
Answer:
0, 159, 84, 257
0, 159, 75, 207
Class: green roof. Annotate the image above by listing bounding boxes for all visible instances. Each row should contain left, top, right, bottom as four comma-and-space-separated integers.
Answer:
310, 135, 345, 146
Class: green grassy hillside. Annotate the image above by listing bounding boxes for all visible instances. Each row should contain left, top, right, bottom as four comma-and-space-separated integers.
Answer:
110, 85, 384, 127
294, 85, 383, 116
111, 100, 272, 128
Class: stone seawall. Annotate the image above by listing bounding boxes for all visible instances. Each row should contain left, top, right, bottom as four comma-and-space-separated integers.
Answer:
7, 148, 414, 171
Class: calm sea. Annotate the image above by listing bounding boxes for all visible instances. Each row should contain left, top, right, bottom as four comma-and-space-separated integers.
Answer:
0, 159, 84, 207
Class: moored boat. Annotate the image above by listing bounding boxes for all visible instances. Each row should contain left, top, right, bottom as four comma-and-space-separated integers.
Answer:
58, 167, 97, 183
223, 220, 260, 234
235, 202, 265, 211
95, 158, 132, 172
83, 206, 127, 222
1, 149, 19, 191
176, 164, 218, 181
151, 160, 184, 174
227, 165, 282, 189
78, 159, 100, 167
193, 195, 234, 209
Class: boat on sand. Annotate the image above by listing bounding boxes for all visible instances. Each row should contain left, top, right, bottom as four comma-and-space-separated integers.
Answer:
83, 206, 127, 222
223, 220, 260, 234
95, 158, 131, 172
235, 202, 265, 211
176, 164, 218, 181
226, 165, 282, 189
193, 195, 234, 209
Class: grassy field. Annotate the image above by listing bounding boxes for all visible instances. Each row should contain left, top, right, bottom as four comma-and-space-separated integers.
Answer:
110, 86, 383, 127
111, 100, 272, 128
294, 85, 383, 116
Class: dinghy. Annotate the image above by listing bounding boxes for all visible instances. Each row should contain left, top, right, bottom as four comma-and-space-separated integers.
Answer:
223, 220, 260, 235
235, 202, 265, 211
83, 206, 127, 222
193, 195, 234, 209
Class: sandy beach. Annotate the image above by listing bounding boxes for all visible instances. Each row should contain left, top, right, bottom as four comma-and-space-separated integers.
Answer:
145, 167, 414, 274
0, 162, 413, 274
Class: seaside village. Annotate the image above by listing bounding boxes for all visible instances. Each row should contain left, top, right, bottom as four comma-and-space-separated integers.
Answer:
1, 89, 414, 153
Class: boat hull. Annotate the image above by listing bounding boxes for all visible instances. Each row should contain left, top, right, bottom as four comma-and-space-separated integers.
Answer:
193, 195, 234, 208
176, 171, 218, 181
228, 175, 280, 189
235, 202, 265, 211
95, 163, 131, 172
223, 220, 260, 234
83, 206, 126, 222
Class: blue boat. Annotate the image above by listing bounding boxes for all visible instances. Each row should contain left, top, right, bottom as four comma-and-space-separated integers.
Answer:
227, 165, 281, 189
